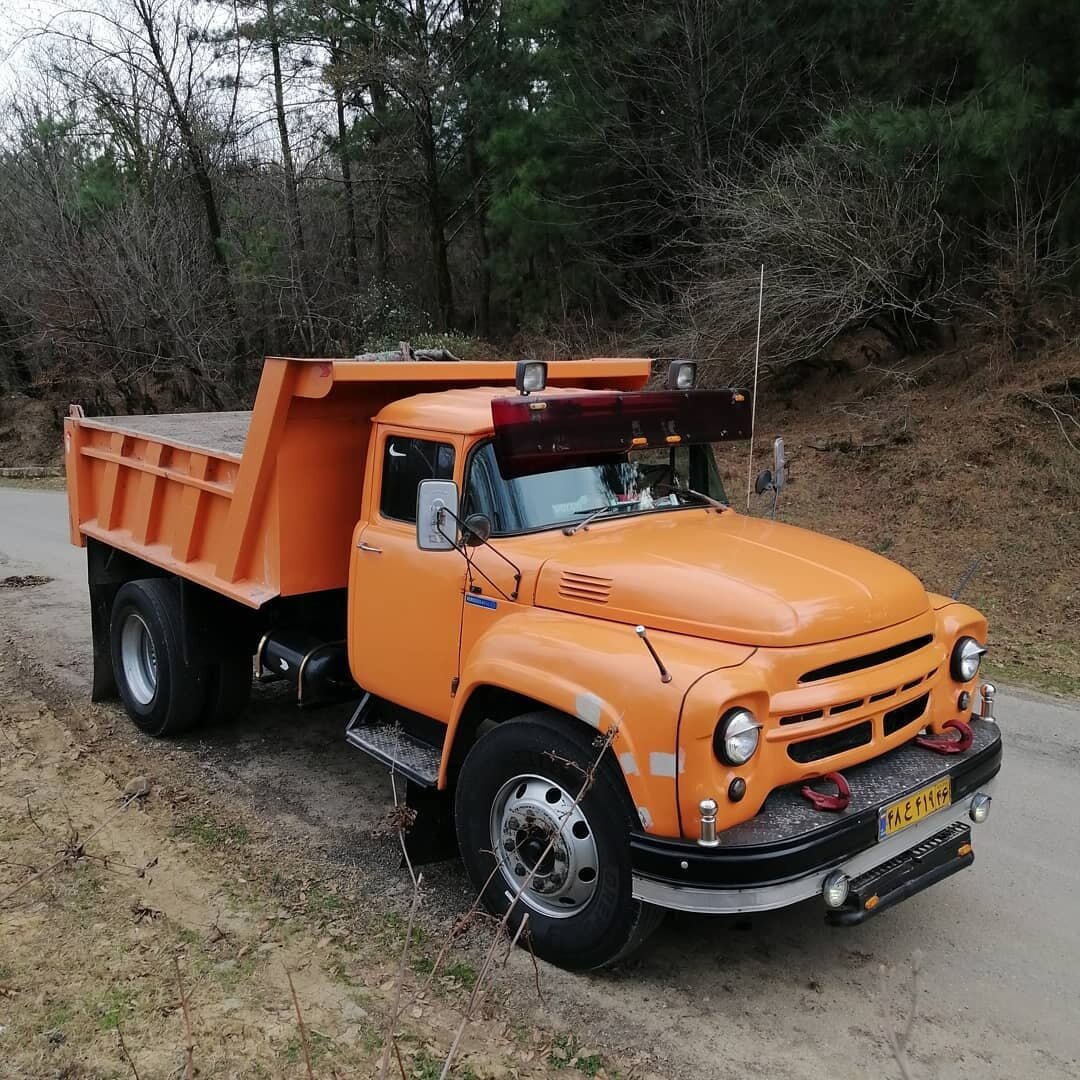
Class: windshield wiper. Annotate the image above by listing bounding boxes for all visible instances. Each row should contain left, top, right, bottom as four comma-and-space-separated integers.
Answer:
671, 487, 728, 511
563, 504, 623, 536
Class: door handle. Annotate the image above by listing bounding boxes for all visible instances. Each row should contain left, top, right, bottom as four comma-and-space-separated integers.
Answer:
357, 541, 383, 554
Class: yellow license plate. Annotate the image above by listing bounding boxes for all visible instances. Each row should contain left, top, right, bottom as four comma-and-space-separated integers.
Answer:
878, 777, 951, 840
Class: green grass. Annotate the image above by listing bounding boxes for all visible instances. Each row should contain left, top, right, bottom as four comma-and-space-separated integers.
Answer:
303, 882, 345, 919
548, 1033, 607, 1075
175, 926, 202, 948
985, 658, 1080, 700
42, 1002, 75, 1031
443, 960, 477, 988
174, 814, 250, 850
94, 987, 136, 1031
211, 953, 258, 992
281, 1030, 333, 1066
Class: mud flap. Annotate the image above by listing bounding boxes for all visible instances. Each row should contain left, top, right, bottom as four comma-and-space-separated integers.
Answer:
86, 540, 120, 702
402, 781, 458, 867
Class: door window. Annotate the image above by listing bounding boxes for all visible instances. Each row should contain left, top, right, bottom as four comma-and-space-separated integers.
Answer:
380, 436, 456, 523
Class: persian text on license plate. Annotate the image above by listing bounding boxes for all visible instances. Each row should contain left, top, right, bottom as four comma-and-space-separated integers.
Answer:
878, 777, 951, 840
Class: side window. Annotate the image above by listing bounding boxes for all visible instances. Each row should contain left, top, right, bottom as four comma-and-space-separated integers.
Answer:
380, 436, 455, 523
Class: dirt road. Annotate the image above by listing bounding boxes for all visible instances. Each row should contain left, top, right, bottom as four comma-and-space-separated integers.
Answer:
2, 487, 1078, 1079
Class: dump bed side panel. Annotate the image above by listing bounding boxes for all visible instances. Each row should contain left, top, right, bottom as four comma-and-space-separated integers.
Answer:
65, 357, 654, 608
63, 416, 274, 606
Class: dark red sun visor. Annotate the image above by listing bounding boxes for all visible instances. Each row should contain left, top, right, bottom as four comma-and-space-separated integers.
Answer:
490, 388, 751, 478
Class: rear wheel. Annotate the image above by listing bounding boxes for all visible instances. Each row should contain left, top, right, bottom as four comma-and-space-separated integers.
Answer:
110, 579, 206, 737
454, 711, 663, 970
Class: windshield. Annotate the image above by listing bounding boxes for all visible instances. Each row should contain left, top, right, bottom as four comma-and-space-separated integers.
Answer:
463, 441, 728, 536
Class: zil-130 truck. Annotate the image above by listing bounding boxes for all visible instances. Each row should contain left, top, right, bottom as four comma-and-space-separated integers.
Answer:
63, 356, 1002, 970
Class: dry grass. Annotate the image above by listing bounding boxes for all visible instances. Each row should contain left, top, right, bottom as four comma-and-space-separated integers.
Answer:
0, 681, 627, 1079
715, 331, 1080, 696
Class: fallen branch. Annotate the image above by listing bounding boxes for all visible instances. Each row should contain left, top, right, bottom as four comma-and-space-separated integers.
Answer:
286, 969, 315, 1080
0, 793, 141, 906
377, 770, 425, 1080
439, 727, 618, 1078
172, 956, 195, 1080
879, 949, 924, 1080
116, 1022, 141, 1080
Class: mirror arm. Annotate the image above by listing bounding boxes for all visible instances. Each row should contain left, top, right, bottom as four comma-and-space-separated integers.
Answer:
441, 507, 522, 601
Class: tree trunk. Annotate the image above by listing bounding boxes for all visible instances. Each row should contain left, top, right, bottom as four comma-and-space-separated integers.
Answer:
330, 55, 362, 292
0, 305, 34, 395
419, 105, 454, 329
131, 0, 246, 376
463, 128, 490, 337
370, 82, 391, 282
266, 0, 313, 350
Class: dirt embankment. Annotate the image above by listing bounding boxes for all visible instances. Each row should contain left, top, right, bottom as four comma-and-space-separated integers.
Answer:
715, 333, 1080, 696
0, 673, 637, 1079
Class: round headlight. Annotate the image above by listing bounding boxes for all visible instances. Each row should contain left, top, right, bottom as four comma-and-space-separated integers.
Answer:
951, 637, 986, 682
714, 708, 760, 766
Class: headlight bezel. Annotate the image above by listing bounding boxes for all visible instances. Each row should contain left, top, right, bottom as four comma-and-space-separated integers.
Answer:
950, 636, 986, 682
713, 707, 762, 766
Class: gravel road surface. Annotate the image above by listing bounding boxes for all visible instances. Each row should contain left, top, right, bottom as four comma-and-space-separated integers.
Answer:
2, 486, 1077, 1079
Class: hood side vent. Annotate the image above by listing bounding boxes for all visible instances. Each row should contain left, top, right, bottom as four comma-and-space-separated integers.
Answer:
558, 570, 613, 604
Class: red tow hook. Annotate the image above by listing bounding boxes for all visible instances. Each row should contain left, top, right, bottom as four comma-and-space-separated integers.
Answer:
916, 718, 974, 755
801, 771, 851, 812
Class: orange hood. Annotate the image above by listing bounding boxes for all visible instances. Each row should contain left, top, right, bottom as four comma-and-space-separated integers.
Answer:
533, 511, 929, 647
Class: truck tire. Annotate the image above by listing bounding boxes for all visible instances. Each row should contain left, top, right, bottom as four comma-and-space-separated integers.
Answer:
202, 652, 252, 725
454, 711, 663, 970
110, 579, 206, 737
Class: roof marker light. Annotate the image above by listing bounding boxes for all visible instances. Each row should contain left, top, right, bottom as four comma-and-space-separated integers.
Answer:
516, 360, 548, 395
666, 359, 697, 390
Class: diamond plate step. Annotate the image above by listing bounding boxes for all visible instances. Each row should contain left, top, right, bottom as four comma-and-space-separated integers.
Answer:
345, 718, 443, 788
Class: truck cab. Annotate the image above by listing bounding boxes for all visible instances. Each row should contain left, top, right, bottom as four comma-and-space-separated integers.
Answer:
64, 356, 1002, 970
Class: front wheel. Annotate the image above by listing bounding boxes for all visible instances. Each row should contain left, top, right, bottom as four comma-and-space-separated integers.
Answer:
454, 711, 663, 970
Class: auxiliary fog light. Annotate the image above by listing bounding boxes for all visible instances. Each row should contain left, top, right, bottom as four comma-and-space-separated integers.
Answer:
822, 870, 850, 910
969, 792, 992, 824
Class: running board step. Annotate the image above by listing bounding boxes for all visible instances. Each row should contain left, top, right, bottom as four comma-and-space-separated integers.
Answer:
345, 696, 443, 788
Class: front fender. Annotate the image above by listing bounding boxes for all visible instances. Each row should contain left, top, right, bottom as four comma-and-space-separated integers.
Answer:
446, 607, 753, 837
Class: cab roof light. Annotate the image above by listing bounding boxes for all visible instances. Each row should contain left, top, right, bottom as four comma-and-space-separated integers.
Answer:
666, 359, 697, 390
515, 360, 548, 395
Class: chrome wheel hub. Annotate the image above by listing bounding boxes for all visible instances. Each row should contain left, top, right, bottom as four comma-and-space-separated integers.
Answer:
120, 613, 158, 706
489, 774, 599, 919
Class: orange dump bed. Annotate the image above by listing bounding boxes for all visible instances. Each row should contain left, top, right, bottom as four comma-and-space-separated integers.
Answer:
64, 356, 651, 608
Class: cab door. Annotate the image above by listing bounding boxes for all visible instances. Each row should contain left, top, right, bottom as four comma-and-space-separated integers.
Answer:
348, 427, 466, 722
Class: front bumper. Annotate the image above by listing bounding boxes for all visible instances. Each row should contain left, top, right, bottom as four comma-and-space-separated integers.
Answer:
631, 716, 1001, 916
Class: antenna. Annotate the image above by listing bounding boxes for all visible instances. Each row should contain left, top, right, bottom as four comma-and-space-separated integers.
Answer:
745, 264, 765, 510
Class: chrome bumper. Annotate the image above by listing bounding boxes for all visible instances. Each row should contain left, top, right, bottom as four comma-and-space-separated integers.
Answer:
633, 782, 995, 916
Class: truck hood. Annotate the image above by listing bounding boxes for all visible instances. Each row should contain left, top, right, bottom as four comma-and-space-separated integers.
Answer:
533, 511, 929, 648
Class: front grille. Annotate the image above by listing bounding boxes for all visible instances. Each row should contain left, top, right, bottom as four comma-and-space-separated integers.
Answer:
831, 698, 863, 715
788, 720, 873, 763
883, 692, 929, 736
780, 708, 823, 726
557, 570, 612, 604
800, 635, 934, 683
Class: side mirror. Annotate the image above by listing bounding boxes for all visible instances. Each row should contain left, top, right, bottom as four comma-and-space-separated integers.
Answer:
416, 479, 459, 551
754, 469, 773, 496
772, 436, 787, 491
461, 513, 492, 547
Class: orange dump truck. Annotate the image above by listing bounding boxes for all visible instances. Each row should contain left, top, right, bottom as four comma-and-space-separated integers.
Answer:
64, 356, 1002, 969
